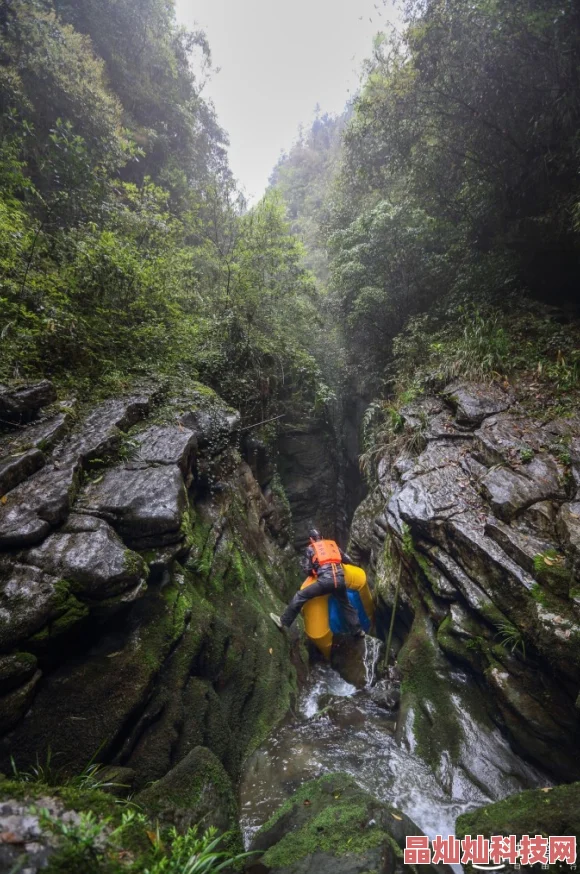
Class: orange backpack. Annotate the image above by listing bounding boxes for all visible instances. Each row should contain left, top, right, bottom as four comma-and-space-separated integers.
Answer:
310, 539, 342, 567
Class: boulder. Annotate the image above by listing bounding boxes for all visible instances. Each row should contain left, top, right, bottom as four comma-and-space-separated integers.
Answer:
474, 413, 551, 467
0, 464, 79, 548
0, 381, 56, 424
0, 559, 80, 651
134, 425, 197, 480
0, 669, 42, 733
480, 455, 564, 521
0, 411, 71, 457
557, 502, 580, 561
0, 652, 37, 694
484, 517, 554, 576
442, 382, 512, 427
0, 448, 45, 496
136, 746, 240, 841
22, 515, 148, 600
456, 782, 580, 855
369, 677, 400, 713
54, 394, 155, 467
178, 406, 240, 449
250, 774, 448, 874
79, 464, 187, 548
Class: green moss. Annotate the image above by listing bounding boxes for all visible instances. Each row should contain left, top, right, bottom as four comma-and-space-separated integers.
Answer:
259, 776, 398, 868
122, 549, 147, 579
399, 609, 463, 770
28, 581, 90, 647
456, 782, 580, 842
531, 581, 549, 606
533, 549, 572, 594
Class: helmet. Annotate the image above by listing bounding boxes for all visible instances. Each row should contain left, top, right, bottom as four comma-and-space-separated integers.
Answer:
308, 528, 322, 541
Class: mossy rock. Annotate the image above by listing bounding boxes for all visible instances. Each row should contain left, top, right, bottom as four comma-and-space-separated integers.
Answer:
456, 781, 580, 846
250, 773, 437, 874
397, 607, 462, 772
0, 778, 151, 874
136, 745, 242, 850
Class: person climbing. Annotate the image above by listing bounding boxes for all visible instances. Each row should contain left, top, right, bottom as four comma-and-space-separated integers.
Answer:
270, 528, 365, 637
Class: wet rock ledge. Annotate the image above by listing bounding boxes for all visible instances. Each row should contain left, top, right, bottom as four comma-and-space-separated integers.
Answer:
0, 378, 305, 839
350, 381, 580, 793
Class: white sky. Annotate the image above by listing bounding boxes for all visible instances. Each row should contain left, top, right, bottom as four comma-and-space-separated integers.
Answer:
174, 0, 399, 203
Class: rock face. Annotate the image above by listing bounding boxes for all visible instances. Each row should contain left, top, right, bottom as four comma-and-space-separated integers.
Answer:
0, 379, 304, 822
276, 419, 346, 549
0, 380, 56, 424
350, 381, 580, 784
250, 774, 450, 874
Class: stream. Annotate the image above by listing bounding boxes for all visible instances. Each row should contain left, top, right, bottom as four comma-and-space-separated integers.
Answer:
240, 637, 547, 855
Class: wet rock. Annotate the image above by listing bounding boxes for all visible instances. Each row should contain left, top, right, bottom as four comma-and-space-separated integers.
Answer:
54, 394, 155, 467
0, 448, 45, 496
178, 406, 240, 449
134, 425, 197, 480
396, 459, 482, 537
0, 669, 42, 732
520, 500, 558, 537
427, 410, 474, 441
136, 746, 240, 840
0, 559, 74, 650
80, 465, 187, 548
412, 438, 473, 477
557, 502, 580, 561
244, 437, 276, 488
276, 424, 342, 548
398, 609, 551, 797
0, 380, 56, 424
570, 437, 580, 496
251, 773, 447, 874
3, 579, 191, 775
484, 517, 554, 576
0, 411, 71, 457
331, 637, 369, 689
400, 396, 444, 430
0, 653, 37, 694
442, 382, 512, 427
480, 455, 564, 521
22, 515, 148, 600
370, 677, 400, 713
474, 413, 551, 467
0, 464, 79, 548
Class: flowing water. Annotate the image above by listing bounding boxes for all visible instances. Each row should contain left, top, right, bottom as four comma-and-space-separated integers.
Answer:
240, 638, 479, 852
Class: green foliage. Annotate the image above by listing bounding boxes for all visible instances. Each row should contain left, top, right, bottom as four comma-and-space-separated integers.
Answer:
0, 1, 332, 435
38, 803, 250, 874
10, 749, 125, 794
273, 0, 580, 394
144, 825, 252, 874
494, 619, 526, 660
